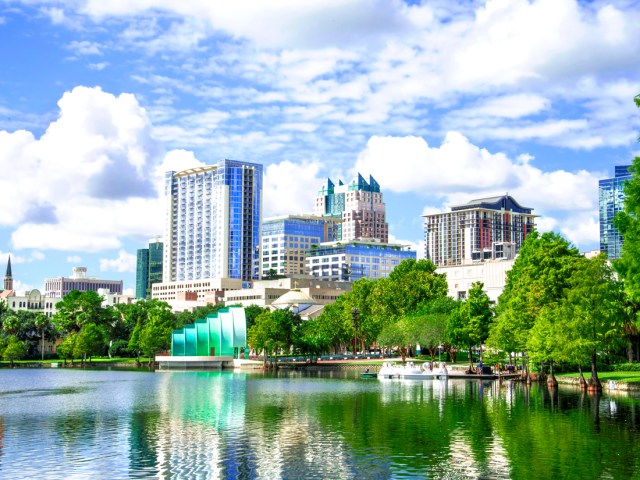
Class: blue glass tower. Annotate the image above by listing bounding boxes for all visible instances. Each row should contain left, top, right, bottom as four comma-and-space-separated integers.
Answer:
164, 160, 263, 282
261, 215, 338, 277
599, 165, 632, 259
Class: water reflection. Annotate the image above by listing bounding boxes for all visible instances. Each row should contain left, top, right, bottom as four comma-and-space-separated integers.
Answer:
1, 370, 640, 479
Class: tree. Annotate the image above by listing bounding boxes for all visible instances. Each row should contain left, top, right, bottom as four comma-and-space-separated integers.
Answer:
74, 323, 106, 364
138, 310, 176, 366
455, 282, 493, 368
563, 255, 626, 391
54, 290, 107, 333
34, 313, 53, 361
248, 311, 276, 369
489, 231, 581, 357
614, 94, 640, 303
314, 297, 352, 354
2, 314, 21, 336
3, 336, 27, 367
377, 318, 413, 362
371, 259, 448, 324
57, 332, 77, 366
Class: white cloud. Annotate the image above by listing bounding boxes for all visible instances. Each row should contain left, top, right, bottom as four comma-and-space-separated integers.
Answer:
67, 255, 82, 263
100, 249, 137, 273
263, 160, 324, 217
12, 280, 35, 296
68, 40, 102, 56
354, 132, 603, 247
0, 86, 167, 252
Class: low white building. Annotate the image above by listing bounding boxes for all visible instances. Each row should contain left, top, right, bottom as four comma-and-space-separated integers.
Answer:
436, 258, 515, 303
224, 276, 350, 308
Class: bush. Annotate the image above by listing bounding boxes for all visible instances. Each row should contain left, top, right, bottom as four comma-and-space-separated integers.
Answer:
612, 363, 640, 372
109, 339, 132, 358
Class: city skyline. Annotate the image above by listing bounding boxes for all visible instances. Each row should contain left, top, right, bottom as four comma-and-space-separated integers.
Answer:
0, 1, 639, 293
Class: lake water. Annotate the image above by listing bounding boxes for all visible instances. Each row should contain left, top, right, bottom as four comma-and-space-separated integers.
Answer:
1, 368, 639, 479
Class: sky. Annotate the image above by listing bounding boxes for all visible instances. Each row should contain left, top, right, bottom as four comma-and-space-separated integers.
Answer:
0, 0, 639, 295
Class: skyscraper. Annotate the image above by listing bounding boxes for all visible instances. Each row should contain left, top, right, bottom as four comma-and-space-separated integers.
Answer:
136, 238, 164, 299
599, 165, 632, 259
314, 174, 388, 242
163, 160, 263, 283
424, 194, 536, 267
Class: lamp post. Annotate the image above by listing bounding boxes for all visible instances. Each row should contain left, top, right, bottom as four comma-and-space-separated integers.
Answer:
438, 344, 443, 363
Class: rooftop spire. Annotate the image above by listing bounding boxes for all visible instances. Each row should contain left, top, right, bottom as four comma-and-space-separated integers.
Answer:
3, 256, 13, 291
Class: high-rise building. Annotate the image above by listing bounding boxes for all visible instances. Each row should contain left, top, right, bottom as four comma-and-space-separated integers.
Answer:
45, 267, 123, 298
136, 238, 164, 299
599, 165, 632, 259
305, 240, 415, 282
260, 214, 340, 278
314, 174, 388, 242
424, 195, 536, 267
163, 160, 263, 283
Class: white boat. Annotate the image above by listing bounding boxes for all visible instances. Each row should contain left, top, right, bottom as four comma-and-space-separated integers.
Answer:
396, 362, 423, 379
378, 361, 398, 379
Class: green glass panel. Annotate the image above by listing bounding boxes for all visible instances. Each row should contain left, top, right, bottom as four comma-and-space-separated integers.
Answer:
195, 320, 209, 356
184, 325, 197, 356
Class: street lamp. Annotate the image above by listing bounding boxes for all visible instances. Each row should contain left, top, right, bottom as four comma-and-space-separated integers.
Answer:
438, 344, 443, 363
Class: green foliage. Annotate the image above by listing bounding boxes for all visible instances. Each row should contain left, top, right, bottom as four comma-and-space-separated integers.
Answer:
138, 309, 176, 362
615, 156, 640, 304
2, 335, 27, 365
109, 339, 132, 357
54, 290, 108, 333
57, 332, 77, 363
74, 323, 106, 362
611, 363, 640, 372
489, 231, 581, 353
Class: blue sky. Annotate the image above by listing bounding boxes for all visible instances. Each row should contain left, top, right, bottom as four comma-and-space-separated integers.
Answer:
0, 0, 639, 294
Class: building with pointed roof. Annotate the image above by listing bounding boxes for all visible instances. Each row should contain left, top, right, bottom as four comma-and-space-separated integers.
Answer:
3, 256, 13, 291
424, 194, 536, 267
314, 173, 388, 243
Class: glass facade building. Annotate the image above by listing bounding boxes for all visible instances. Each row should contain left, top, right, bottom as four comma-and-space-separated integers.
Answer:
599, 165, 632, 259
164, 160, 263, 283
306, 241, 415, 282
261, 215, 339, 277
136, 238, 164, 299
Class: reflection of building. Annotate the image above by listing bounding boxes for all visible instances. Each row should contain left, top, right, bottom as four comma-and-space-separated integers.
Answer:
136, 238, 163, 299
305, 240, 415, 282
437, 259, 515, 302
44, 267, 123, 298
599, 165, 632, 259
261, 215, 339, 278
163, 160, 263, 283
424, 195, 536, 267
314, 173, 388, 242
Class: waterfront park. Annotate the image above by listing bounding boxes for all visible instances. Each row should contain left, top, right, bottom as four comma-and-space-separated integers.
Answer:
5, 213, 640, 477
4, 95, 640, 476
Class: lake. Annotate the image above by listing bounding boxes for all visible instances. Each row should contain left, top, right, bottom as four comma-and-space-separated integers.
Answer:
1, 368, 639, 479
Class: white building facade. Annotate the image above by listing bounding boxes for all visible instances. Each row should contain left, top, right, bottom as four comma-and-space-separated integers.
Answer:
163, 160, 263, 283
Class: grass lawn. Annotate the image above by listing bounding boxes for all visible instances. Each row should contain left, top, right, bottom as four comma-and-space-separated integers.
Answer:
558, 371, 640, 384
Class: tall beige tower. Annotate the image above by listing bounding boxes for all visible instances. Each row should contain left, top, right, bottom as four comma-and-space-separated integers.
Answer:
314, 174, 388, 243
